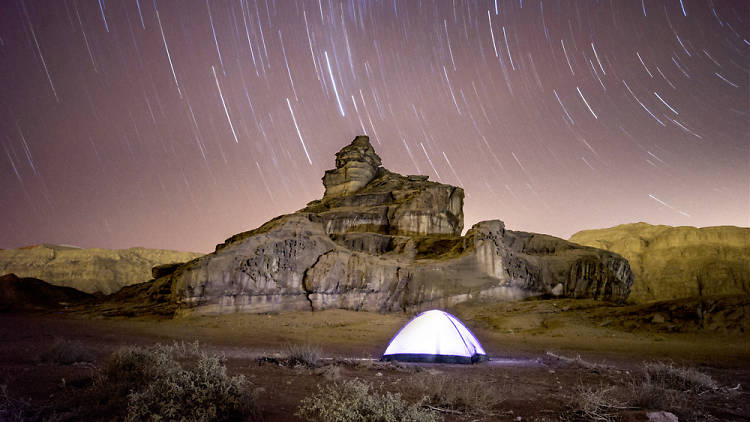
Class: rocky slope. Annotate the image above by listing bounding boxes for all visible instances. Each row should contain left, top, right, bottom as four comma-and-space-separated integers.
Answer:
0, 245, 201, 294
0, 273, 93, 312
113, 136, 632, 317
570, 223, 750, 302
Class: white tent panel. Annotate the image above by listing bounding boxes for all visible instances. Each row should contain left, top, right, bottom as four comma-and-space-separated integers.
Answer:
382, 310, 486, 363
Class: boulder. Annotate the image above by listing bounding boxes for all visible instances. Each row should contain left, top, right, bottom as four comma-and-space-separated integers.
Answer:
570, 223, 750, 302
135, 136, 633, 316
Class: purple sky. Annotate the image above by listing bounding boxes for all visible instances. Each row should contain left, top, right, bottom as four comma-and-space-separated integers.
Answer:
1, 0, 748, 253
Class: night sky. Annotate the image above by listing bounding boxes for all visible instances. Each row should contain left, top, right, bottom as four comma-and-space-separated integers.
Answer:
1, 0, 748, 253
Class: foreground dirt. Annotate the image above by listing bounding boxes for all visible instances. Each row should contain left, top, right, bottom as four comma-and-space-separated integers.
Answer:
1, 298, 749, 421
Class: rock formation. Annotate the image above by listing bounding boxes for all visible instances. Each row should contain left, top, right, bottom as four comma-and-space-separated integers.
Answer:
570, 223, 750, 302
0, 245, 202, 294
121, 136, 632, 317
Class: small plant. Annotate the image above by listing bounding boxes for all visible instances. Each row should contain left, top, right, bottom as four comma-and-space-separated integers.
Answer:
565, 383, 627, 422
284, 343, 321, 368
296, 378, 440, 422
0, 385, 28, 422
642, 362, 718, 393
408, 374, 500, 415
40, 338, 95, 365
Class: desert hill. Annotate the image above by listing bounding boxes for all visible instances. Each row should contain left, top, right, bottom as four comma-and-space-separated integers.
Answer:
0, 273, 93, 312
0, 244, 202, 294
101, 136, 633, 317
570, 222, 750, 302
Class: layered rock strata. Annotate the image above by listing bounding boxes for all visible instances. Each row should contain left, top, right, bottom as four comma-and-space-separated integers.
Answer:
123, 136, 633, 316
0, 244, 201, 294
570, 223, 750, 302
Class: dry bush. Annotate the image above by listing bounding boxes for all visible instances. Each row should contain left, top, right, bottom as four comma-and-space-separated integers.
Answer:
642, 362, 718, 393
0, 385, 28, 422
407, 373, 500, 416
283, 343, 322, 368
97, 344, 258, 422
296, 378, 440, 422
627, 375, 687, 412
564, 383, 627, 422
40, 338, 95, 365
624, 362, 720, 422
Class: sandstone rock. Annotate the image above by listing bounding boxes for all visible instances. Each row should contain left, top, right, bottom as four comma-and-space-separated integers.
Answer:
133, 136, 633, 316
308, 167, 464, 237
322, 136, 382, 198
311, 136, 464, 237
0, 244, 202, 294
647, 411, 678, 422
570, 223, 750, 302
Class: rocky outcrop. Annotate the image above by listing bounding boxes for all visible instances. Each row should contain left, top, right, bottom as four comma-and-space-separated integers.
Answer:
570, 223, 750, 302
126, 136, 632, 316
322, 135, 382, 198
310, 137, 464, 237
0, 245, 201, 294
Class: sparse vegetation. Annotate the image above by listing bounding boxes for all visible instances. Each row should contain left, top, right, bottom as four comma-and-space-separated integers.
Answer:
296, 378, 440, 422
407, 373, 500, 416
624, 361, 721, 421
642, 361, 718, 393
564, 383, 627, 422
40, 338, 95, 365
0, 385, 28, 422
97, 344, 258, 422
284, 343, 322, 368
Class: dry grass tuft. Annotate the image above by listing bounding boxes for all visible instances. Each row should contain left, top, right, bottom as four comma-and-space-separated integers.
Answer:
407, 373, 501, 416
296, 378, 440, 422
284, 343, 322, 368
642, 361, 718, 393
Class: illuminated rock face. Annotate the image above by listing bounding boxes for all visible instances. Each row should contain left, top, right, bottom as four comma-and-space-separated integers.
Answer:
570, 223, 750, 302
315, 136, 464, 237
0, 244, 201, 294
133, 136, 633, 316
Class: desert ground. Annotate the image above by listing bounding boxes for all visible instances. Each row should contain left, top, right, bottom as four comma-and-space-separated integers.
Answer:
2, 296, 748, 421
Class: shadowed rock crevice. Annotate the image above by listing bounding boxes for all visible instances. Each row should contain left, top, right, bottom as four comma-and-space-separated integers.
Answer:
102, 136, 634, 316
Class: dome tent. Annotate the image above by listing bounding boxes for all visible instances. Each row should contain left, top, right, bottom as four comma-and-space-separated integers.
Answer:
382, 309, 487, 364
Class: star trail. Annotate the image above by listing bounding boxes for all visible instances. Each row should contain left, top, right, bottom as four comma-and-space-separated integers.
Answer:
0, 0, 748, 253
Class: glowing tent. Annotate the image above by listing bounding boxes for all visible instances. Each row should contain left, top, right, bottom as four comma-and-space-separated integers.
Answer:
382, 309, 487, 364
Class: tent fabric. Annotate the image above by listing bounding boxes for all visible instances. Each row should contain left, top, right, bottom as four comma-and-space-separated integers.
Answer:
381, 309, 487, 364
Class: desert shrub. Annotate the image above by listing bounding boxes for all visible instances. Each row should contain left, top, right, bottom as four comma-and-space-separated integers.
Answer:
564, 383, 626, 422
40, 338, 95, 365
284, 343, 321, 368
126, 353, 255, 422
296, 378, 440, 422
625, 362, 719, 422
96, 344, 257, 422
0, 385, 28, 422
642, 362, 718, 393
408, 374, 500, 415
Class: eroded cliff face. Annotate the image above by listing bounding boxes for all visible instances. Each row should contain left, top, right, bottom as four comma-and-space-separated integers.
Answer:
133, 136, 633, 316
570, 223, 750, 302
0, 244, 201, 294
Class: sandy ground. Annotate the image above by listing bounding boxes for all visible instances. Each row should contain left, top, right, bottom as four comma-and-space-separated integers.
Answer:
1, 299, 749, 421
